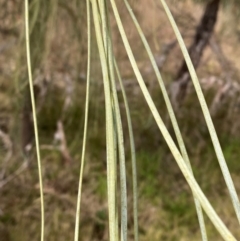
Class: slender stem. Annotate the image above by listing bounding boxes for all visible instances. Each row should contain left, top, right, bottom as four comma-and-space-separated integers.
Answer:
115, 62, 138, 241
159, 0, 240, 224
109, 0, 237, 240
122, 0, 207, 240
25, 1, 44, 241
74, 0, 91, 240
92, 0, 117, 240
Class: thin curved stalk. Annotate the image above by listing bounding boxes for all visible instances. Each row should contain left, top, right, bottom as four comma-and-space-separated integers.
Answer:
109, 0, 236, 240
107, 30, 128, 241
25, 1, 44, 241
92, 0, 117, 240
123, 1, 207, 240
102, 2, 128, 240
115, 61, 138, 241
74, 0, 91, 240
99, 0, 108, 51
159, 0, 240, 225
98, 1, 128, 239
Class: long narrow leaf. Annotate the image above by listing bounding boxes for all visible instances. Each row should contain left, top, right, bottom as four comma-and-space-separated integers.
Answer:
109, 0, 237, 240
159, 0, 240, 224
122, 1, 207, 240
74, 0, 91, 240
92, 1, 117, 240
25, 1, 44, 241
115, 61, 139, 241
105, 16, 128, 241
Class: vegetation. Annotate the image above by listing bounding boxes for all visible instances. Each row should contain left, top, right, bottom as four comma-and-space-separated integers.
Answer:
0, 0, 240, 241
